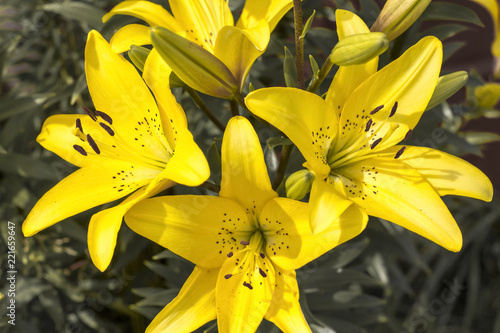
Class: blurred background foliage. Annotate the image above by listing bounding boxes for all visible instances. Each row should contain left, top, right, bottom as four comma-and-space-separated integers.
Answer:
0, 0, 499, 332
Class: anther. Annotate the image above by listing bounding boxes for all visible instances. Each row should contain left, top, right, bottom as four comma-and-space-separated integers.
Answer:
370, 138, 382, 149
365, 119, 373, 132
404, 129, 413, 141
94, 111, 112, 124
389, 101, 398, 117
259, 252, 265, 259
76, 118, 84, 133
243, 282, 253, 290
82, 106, 97, 121
87, 134, 100, 154
370, 105, 384, 115
99, 122, 115, 136
73, 145, 87, 156
224, 274, 232, 279
394, 146, 406, 159
227, 251, 233, 258
259, 268, 267, 278
240, 240, 250, 245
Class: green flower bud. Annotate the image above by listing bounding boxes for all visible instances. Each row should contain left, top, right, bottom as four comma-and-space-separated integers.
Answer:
329, 32, 389, 66
286, 169, 314, 201
128, 45, 150, 72
474, 83, 500, 108
426, 71, 468, 110
371, 0, 431, 41
151, 26, 239, 99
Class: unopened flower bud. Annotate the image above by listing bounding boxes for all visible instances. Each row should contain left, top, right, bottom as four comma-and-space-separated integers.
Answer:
371, 0, 431, 41
474, 83, 500, 108
128, 45, 150, 72
286, 169, 314, 201
151, 26, 239, 99
330, 32, 389, 66
426, 71, 468, 110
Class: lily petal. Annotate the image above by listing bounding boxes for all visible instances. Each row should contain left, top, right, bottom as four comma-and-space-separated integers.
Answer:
86, 30, 171, 162
142, 48, 188, 148
308, 175, 354, 234
23, 163, 155, 237
262, 198, 367, 270
246, 88, 337, 175
88, 179, 174, 271
216, 249, 275, 332
237, 0, 294, 31
214, 21, 270, 90
265, 269, 311, 333
102, 0, 181, 31
109, 24, 151, 53
147, 266, 218, 333
325, 10, 378, 117
169, 0, 233, 51
219, 116, 277, 215
389, 145, 493, 201
335, 36, 442, 152
124, 195, 254, 268
337, 157, 463, 251
158, 128, 210, 187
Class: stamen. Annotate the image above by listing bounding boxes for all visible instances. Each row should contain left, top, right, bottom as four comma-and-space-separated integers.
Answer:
389, 101, 398, 117
370, 105, 384, 115
87, 134, 100, 154
99, 122, 115, 136
394, 146, 406, 159
227, 251, 233, 258
370, 138, 382, 149
259, 268, 267, 278
76, 118, 84, 133
240, 240, 250, 246
365, 119, 373, 132
82, 106, 97, 121
259, 252, 265, 259
404, 129, 413, 141
224, 274, 232, 279
73, 145, 87, 156
243, 282, 253, 290
96, 111, 113, 124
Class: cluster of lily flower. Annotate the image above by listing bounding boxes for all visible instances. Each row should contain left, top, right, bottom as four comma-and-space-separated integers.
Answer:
22, 0, 494, 332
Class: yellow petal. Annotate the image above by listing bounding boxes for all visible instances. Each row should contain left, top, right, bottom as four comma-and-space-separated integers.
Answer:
237, 0, 294, 31
216, 249, 275, 332
265, 269, 311, 333
124, 195, 254, 268
308, 173, 354, 234
157, 129, 209, 187
336, 157, 463, 251
214, 21, 270, 90
88, 179, 174, 271
147, 266, 218, 333
169, 0, 233, 51
262, 198, 367, 270
246, 88, 336, 175
22, 163, 156, 237
389, 145, 493, 201
85, 30, 171, 161
335, 36, 442, 152
142, 48, 188, 149
219, 116, 277, 215
102, 0, 181, 31
109, 24, 151, 53
325, 10, 378, 116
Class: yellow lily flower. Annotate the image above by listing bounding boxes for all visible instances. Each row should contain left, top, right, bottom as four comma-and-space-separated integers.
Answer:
102, 0, 294, 91
22, 30, 210, 271
125, 116, 368, 333
470, 0, 500, 78
246, 12, 493, 251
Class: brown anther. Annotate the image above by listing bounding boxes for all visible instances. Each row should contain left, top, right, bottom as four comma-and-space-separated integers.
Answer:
227, 251, 233, 258
370, 138, 382, 149
224, 274, 232, 279
394, 146, 406, 159
76, 118, 84, 133
73, 145, 87, 156
370, 105, 384, 115
259, 268, 267, 278
82, 106, 97, 121
96, 111, 113, 124
389, 101, 398, 117
404, 129, 413, 141
240, 240, 250, 246
99, 122, 115, 136
87, 134, 100, 154
365, 119, 373, 132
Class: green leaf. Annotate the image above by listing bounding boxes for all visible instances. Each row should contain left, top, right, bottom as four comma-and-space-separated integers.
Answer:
301, 10, 316, 39
463, 132, 500, 145
443, 42, 465, 60
420, 24, 468, 41
422, 2, 483, 27
309, 54, 319, 77
0, 97, 39, 121
266, 136, 293, 149
206, 141, 222, 185
283, 46, 297, 88
41, 2, 106, 29
135, 289, 179, 307
0, 153, 58, 180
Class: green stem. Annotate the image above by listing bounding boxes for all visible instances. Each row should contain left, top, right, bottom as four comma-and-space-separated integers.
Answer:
229, 99, 240, 117
307, 56, 335, 93
184, 86, 225, 132
273, 144, 293, 190
202, 181, 220, 193
293, 0, 304, 90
